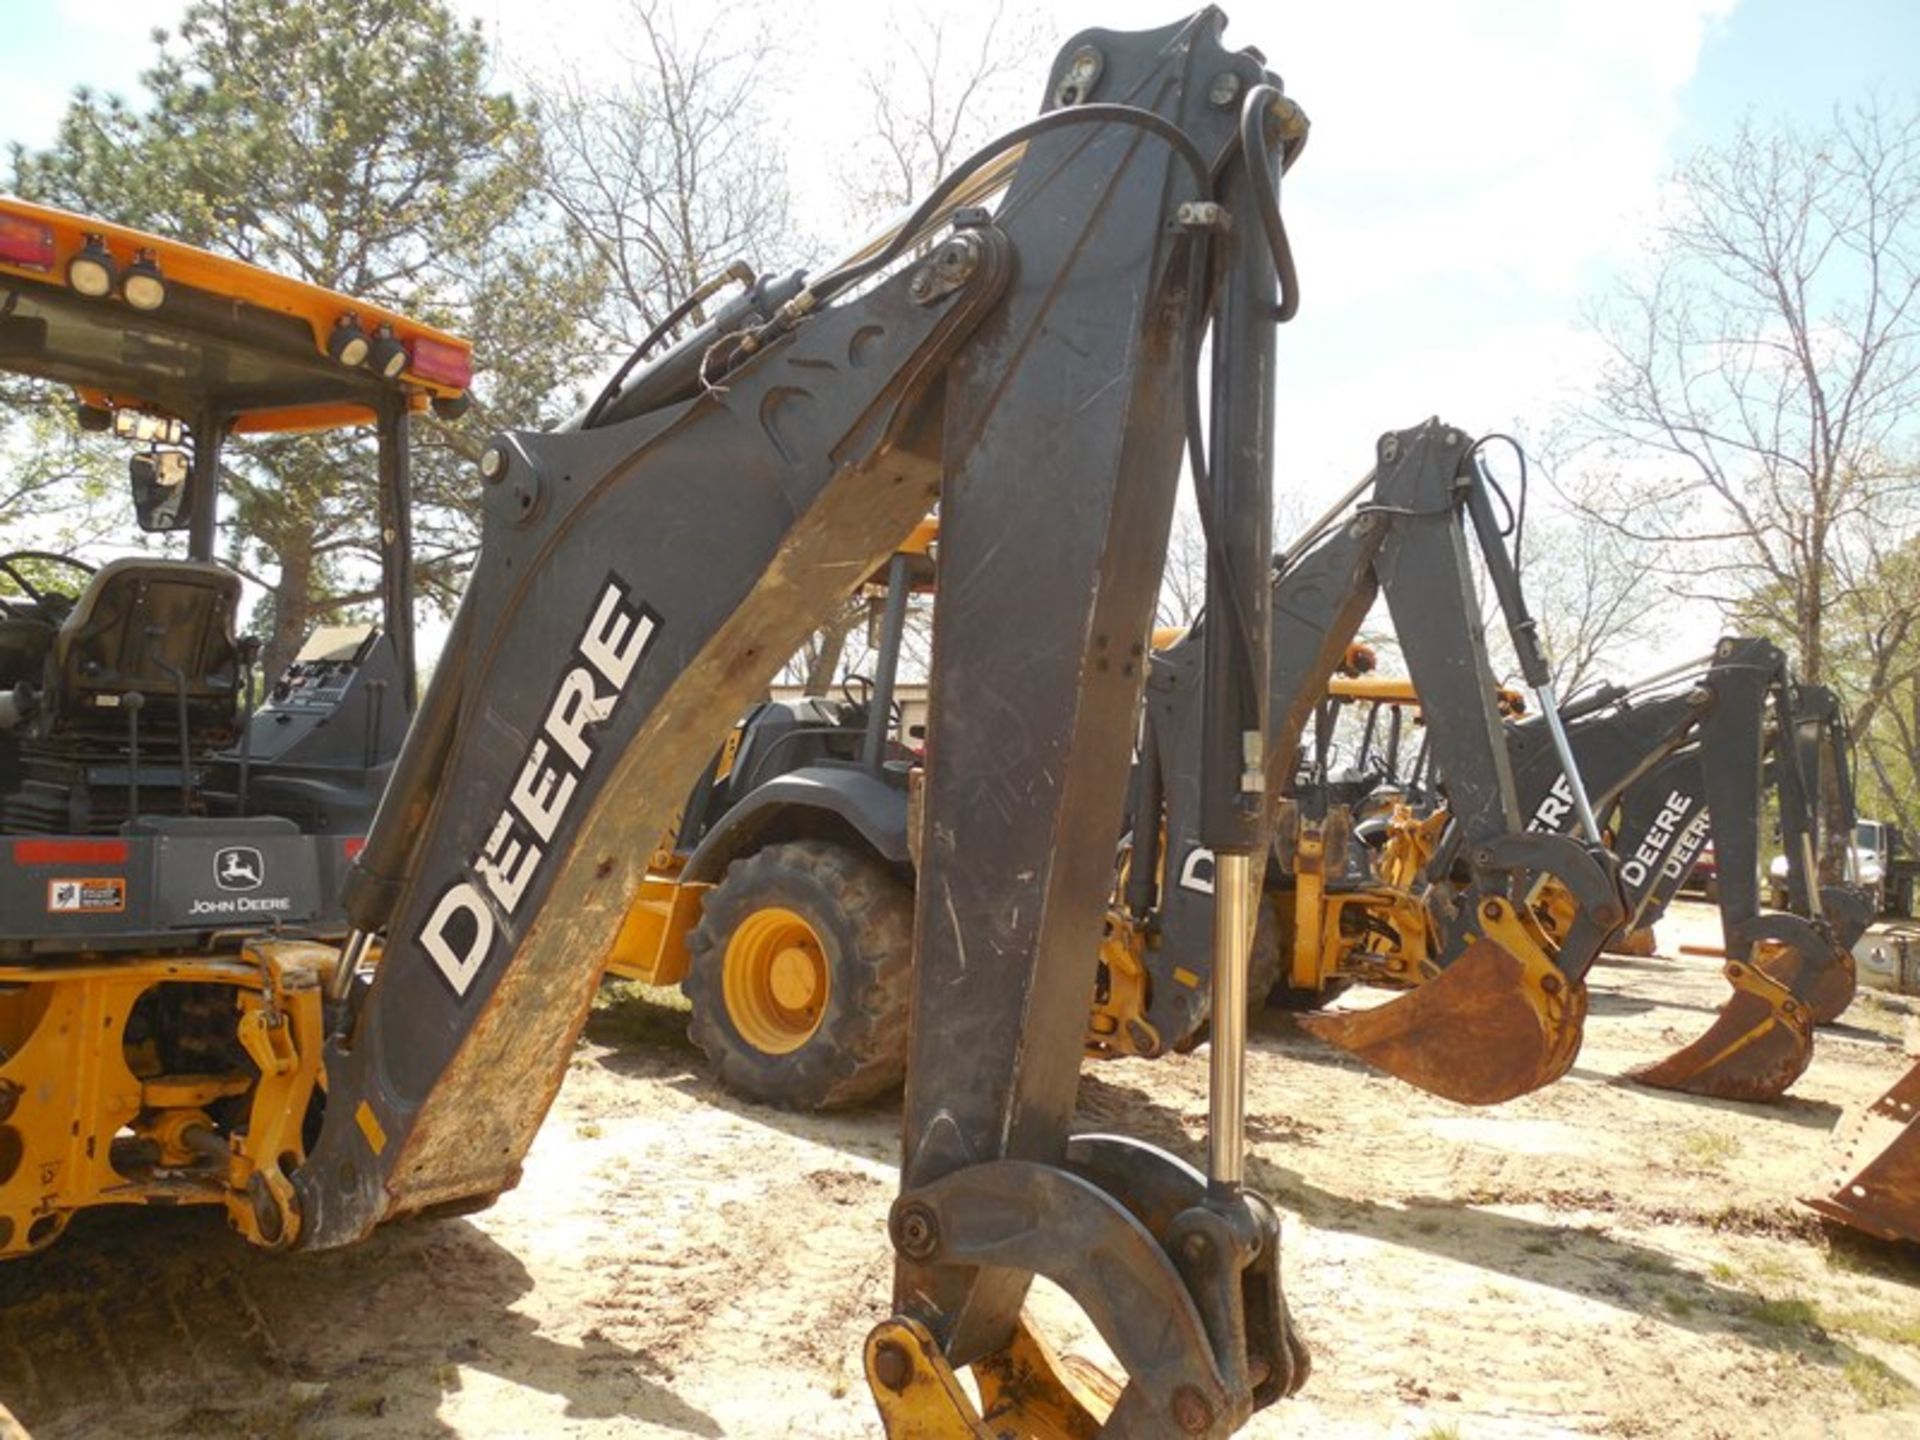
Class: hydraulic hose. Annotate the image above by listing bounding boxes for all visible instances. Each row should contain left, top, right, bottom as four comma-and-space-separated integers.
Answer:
807, 102, 1216, 307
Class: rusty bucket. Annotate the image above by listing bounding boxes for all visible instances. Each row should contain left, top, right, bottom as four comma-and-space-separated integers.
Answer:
1300, 937, 1586, 1105
1628, 959, 1813, 1101
1804, 1061, 1920, 1245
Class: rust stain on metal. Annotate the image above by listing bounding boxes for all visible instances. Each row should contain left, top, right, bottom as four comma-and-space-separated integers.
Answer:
1299, 938, 1587, 1105
1755, 940, 1857, 1027
1628, 962, 1812, 1101
1805, 1060, 1920, 1243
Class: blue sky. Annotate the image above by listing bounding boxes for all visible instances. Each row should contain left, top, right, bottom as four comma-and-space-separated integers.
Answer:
1677, 0, 1920, 146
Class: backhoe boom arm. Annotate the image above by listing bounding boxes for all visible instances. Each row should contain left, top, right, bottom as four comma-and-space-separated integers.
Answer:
278, 12, 1310, 1435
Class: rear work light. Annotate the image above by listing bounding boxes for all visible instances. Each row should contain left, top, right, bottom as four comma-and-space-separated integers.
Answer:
407, 335, 474, 391
329, 313, 370, 367
67, 234, 116, 297
367, 324, 410, 381
0, 212, 55, 271
122, 250, 167, 310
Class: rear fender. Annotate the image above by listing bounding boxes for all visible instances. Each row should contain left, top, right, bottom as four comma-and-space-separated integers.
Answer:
680, 765, 910, 884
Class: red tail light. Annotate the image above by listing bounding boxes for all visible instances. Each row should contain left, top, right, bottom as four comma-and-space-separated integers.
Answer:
13, 838, 129, 865
406, 336, 474, 390
0, 213, 56, 272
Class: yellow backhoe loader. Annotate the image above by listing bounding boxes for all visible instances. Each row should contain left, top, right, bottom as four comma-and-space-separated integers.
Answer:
5, 12, 1323, 1433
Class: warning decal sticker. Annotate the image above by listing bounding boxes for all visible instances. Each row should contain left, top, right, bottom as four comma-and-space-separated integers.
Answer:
47, 878, 127, 915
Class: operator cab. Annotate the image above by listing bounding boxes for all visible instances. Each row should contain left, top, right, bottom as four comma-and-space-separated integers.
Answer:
0, 198, 471, 955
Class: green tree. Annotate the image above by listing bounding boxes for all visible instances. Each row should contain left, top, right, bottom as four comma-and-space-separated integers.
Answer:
0, 380, 121, 551
1572, 103, 1920, 694
10, 0, 599, 680
1571, 103, 1920, 874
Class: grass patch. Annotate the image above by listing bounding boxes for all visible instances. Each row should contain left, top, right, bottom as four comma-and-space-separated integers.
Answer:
1678, 1130, 1741, 1170
587, 979, 697, 1050
1843, 1354, 1917, 1409
576, 1120, 604, 1140
1659, 1291, 1696, 1319
1708, 1260, 1738, 1283
1743, 1295, 1821, 1332
1816, 1307, 1920, 1348
1745, 1251, 1799, 1285
1420, 1424, 1463, 1440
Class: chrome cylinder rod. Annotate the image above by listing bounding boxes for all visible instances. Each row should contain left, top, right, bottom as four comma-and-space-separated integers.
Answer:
1275, 468, 1378, 575
1613, 651, 1718, 699
327, 929, 374, 1004
1801, 833, 1825, 918
1534, 679, 1604, 846
1209, 850, 1255, 1188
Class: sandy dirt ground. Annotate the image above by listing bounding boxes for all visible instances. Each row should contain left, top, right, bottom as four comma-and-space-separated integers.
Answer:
2, 900, 1917, 1439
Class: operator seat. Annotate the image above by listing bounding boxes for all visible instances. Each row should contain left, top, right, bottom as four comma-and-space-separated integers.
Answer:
36, 558, 243, 749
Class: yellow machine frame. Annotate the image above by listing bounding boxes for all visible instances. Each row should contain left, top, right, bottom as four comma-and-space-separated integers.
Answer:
0, 941, 331, 1256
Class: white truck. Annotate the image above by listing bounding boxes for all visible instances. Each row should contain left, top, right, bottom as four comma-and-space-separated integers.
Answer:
1769, 817, 1917, 917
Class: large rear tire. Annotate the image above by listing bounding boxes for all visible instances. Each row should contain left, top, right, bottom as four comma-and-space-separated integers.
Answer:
685, 840, 914, 1111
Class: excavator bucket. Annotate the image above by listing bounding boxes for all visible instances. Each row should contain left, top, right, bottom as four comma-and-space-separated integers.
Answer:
1628, 960, 1813, 1101
1299, 938, 1587, 1105
1805, 1061, 1920, 1244
1755, 938, 1857, 1027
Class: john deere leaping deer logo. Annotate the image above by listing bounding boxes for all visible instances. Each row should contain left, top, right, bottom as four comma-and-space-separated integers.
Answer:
214, 846, 264, 892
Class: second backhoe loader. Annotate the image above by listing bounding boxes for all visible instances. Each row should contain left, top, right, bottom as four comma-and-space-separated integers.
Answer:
1105, 424, 1627, 1105
1508, 639, 1862, 1100
598, 527, 933, 1108
1613, 680, 1873, 953
8, 13, 1320, 1435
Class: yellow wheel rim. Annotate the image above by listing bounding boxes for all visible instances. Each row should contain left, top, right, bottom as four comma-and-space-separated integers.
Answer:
722, 905, 830, 1055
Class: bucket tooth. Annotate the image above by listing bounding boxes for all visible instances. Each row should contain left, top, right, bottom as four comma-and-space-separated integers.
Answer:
1628, 960, 1813, 1101
1299, 937, 1586, 1105
1804, 1061, 1920, 1244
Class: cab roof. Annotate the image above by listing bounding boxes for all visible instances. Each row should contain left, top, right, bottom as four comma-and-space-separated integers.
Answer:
0, 197, 472, 435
